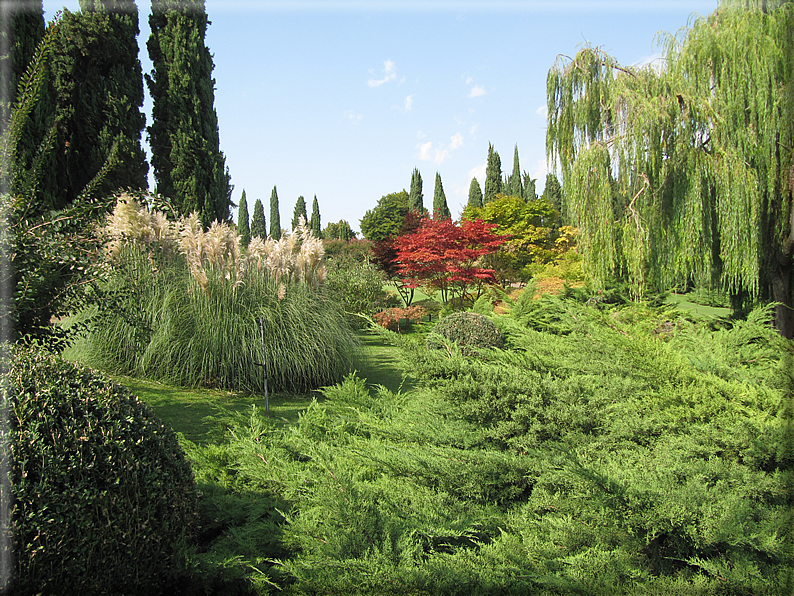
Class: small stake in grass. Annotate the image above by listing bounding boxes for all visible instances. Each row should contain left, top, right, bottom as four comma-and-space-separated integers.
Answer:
255, 317, 269, 414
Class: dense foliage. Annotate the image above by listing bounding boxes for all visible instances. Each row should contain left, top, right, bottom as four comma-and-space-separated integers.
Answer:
3, 346, 198, 595
177, 296, 792, 594
427, 311, 504, 355
547, 0, 794, 335
359, 190, 410, 242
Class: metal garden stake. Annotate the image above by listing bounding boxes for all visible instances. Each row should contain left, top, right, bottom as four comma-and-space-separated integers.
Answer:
255, 317, 269, 414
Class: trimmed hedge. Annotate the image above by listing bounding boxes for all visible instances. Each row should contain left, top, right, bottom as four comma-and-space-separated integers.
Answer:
2, 346, 198, 595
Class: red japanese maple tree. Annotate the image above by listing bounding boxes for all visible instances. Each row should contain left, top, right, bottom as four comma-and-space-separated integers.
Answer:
393, 216, 507, 307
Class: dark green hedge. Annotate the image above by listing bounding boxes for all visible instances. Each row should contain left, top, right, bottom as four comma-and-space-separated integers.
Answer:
427, 311, 504, 356
2, 346, 198, 595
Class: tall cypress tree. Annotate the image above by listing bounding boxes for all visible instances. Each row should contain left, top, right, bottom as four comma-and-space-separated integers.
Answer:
147, 0, 230, 226
269, 186, 281, 240
42, 0, 148, 210
237, 189, 250, 247
310, 195, 321, 238
541, 173, 562, 212
507, 144, 522, 197
522, 172, 537, 203
408, 167, 424, 213
292, 195, 307, 230
250, 197, 266, 240
1, 0, 45, 121
433, 172, 450, 219
483, 143, 502, 204
467, 177, 483, 209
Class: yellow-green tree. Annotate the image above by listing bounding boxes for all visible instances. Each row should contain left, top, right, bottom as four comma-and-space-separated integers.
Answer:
546, 0, 793, 336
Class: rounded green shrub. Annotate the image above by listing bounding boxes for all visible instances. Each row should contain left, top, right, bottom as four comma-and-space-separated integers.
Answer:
427, 311, 504, 355
3, 346, 198, 595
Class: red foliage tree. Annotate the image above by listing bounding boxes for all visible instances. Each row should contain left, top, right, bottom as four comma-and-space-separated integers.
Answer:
370, 210, 423, 305
393, 216, 507, 308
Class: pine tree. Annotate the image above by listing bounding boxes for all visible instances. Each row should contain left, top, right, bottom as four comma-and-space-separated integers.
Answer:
147, 0, 230, 226
45, 1, 147, 209
540, 173, 562, 213
433, 172, 451, 219
269, 185, 281, 240
292, 195, 307, 230
507, 144, 522, 197
483, 143, 502, 204
522, 172, 537, 203
310, 194, 321, 237
250, 198, 266, 240
467, 178, 483, 209
237, 189, 250, 247
408, 167, 424, 213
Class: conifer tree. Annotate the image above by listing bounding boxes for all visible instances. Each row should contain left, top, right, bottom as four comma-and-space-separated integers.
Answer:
507, 144, 522, 197
540, 173, 562, 213
237, 189, 250, 247
269, 185, 281, 240
310, 195, 321, 237
250, 197, 266, 240
1, 0, 45, 120
44, 0, 148, 210
433, 172, 450, 219
467, 177, 483, 209
483, 143, 502, 204
147, 0, 230, 226
292, 195, 307, 230
522, 172, 537, 203
408, 167, 424, 213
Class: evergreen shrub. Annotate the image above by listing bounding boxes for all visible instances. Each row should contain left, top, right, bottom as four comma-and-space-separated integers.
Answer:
3, 346, 198, 595
427, 312, 504, 355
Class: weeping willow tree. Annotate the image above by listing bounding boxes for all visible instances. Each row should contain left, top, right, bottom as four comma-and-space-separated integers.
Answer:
547, 0, 793, 337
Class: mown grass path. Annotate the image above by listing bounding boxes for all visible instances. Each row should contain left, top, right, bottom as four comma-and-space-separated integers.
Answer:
117, 330, 413, 445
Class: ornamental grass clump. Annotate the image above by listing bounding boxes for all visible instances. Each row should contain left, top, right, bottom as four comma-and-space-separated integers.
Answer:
83, 195, 355, 392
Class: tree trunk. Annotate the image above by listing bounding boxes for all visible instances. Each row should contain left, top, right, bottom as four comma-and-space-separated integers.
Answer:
771, 263, 793, 339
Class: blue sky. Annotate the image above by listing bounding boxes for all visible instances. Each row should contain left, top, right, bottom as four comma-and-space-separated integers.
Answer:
43, 0, 720, 233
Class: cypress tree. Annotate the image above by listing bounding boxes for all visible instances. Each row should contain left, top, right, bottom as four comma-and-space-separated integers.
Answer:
433, 172, 450, 219
541, 173, 562, 212
522, 172, 537, 202
147, 0, 230, 226
310, 195, 321, 237
44, 0, 147, 209
237, 189, 250, 247
292, 195, 307, 230
408, 167, 423, 213
483, 143, 502, 204
250, 197, 266, 240
1, 0, 45, 121
507, 144, 522, 197
467, 177, 483, 209
269, 186, 281, 240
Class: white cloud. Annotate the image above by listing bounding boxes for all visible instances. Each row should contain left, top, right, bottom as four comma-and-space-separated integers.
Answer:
449, 132, 463, 150
404, 94, 414, 111
368, 59, 397, 87
532, 158, 549, 182
344, 110, 362, 121
469, 85, 487, 98
419, 141, 433, 161
468, 162, 486, 184
469, 124, 478, 136
418, 140, 450, 164
417, 130, 427, 139
535, 105, 548, 118
465, 76, 473, 85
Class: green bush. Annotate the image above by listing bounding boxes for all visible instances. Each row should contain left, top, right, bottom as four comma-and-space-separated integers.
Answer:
325, 255, 389, 327
3, 346, 198, 595
427, 312, 504, 356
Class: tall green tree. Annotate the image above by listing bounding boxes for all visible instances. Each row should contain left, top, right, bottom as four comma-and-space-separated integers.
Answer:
292, 195, 307, 230
541, 173, 562, 213
250, 197, 265, 240
237, 189, 250, 247
483, 143, 502, 204
360, 190, 409, 242
146, 0, 230, 226
269, 185, 281, 240
546, 0, 793, 336
310, 194, 321, 238
42, 1, 148, 211
467, 177, 483, 209
323, 219, 355, 241
507, 144, 522, 197
1, 0, 45, 122
432, 172, 450, 219
522, 172, 537, 203
408, 167, 424, 213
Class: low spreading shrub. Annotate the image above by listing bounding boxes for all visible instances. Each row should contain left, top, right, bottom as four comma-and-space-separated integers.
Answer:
427, 311, 504, 355
3, 346, 198, 595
